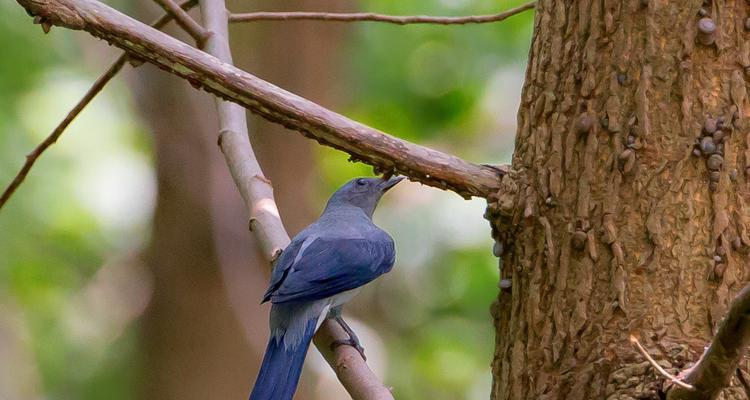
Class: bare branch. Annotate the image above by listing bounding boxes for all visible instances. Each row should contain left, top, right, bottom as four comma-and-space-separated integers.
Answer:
198, 0, 394, 398
629, 335, 694, 390
0, 0, 197, 212
153, 0, 209, 45
15, 0, 503, 199
313, 319, 395, 399
229, 1, 535, 25
667, 284, 750, 400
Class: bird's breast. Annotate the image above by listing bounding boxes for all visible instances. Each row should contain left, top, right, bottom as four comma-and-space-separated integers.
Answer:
329, 288, 361, 308
313, 288, 363, 331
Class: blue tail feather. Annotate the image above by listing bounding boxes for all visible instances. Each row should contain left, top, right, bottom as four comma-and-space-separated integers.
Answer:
249, 318, 318, 400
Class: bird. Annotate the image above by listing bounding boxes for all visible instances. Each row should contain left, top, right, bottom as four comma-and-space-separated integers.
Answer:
249, 175, 403, 400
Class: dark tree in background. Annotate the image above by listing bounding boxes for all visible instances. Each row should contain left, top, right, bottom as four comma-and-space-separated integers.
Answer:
132, 1, 347, 398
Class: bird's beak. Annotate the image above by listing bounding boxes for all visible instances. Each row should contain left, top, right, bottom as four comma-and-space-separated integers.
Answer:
379, 176, 404, 192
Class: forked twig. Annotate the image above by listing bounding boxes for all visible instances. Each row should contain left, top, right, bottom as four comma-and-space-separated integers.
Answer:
629, 335, 694, 390
0, 0, 198, 212
16, 0, 504, 199
153, 0, 209, 45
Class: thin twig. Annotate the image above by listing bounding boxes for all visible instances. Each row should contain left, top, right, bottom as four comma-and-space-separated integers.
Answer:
229, 1, 535, 25
153, 0, 209, 45
16, 0, 504, 199
198, 0, 395, 398
629, 335, 694, 390
668, 284, 750, 400
0, 0, 197, 212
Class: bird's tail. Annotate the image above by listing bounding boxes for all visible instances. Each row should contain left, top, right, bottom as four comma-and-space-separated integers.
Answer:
249, 317, 318, 400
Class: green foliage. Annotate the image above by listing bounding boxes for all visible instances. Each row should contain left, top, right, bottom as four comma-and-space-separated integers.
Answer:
341, 0, 533, 143
1, 0, 532, 398
0, 5, 145, 399
384, 247, 499, 400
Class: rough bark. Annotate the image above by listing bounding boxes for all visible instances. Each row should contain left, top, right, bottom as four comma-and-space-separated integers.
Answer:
486, 1, 750, 399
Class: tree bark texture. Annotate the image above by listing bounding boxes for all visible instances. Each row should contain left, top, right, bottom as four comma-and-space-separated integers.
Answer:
487, 1, 750, 399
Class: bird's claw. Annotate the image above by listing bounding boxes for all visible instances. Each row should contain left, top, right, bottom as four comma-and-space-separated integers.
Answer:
330, 339, 367, 361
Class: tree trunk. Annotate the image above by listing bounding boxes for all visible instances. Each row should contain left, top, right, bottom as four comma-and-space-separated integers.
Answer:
488, 1, 750, 399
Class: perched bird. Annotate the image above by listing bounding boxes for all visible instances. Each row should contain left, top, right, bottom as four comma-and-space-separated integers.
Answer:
249, 176, 403, 400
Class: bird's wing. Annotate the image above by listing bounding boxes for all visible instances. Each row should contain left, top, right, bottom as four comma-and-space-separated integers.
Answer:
266, 236, 395, 304
262, 233, 311, 303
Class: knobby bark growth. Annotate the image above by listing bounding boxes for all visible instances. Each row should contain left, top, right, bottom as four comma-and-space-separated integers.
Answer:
486, 1, 750, 399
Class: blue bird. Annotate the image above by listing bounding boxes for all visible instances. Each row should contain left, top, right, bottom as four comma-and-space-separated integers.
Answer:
249, 176, 403, 400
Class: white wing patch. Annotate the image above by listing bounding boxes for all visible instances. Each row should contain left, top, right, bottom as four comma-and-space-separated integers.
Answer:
292, 235, 319, 267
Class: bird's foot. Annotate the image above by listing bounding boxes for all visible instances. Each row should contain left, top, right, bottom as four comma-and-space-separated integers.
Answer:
330, 338, 366, 361
328, 312, 367, 361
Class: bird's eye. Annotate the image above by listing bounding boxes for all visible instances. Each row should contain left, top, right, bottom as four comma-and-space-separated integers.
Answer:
356, 178, 366, 186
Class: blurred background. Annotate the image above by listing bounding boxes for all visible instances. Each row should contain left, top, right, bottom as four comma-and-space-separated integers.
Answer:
0, 0, 532, 399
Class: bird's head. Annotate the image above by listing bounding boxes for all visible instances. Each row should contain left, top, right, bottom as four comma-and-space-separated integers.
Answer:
325, 176, 404, 217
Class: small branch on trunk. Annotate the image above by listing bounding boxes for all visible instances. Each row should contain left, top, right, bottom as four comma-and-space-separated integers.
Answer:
667, 285, 750, 400
199, 0, 394, 399
0, 0, 197, 212
229, 1, 535, 25
153, 0, 209, 45
15, 0, 504, 199
629, 335, 694, 390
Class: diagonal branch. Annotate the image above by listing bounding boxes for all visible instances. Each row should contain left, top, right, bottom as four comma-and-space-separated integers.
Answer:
229, 1, 535, 25
198, 0, 394, 398
667, 284, 750, 400
0, 0, 197, 211
153, 0, 209, 45
15, 0, 504, 199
